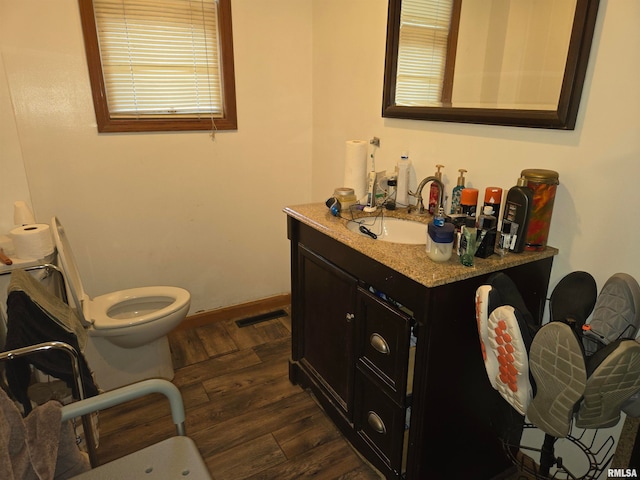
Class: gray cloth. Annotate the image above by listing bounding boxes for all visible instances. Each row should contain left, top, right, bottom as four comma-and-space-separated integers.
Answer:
7, 269, 86, 351
0, 387, 91, 479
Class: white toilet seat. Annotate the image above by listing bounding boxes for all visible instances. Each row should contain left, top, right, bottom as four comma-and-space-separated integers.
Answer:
90, 286, 191, 330
50, 216, 191, 333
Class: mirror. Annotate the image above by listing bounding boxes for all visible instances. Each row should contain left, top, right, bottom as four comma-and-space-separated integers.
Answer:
382, 0, 600, 129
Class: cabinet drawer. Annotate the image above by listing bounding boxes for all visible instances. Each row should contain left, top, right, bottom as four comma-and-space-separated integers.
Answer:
354, 367, 408, 474
357, 287, 414, 402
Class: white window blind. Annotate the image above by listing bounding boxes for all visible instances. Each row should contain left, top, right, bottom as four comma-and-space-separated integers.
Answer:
395, 0, 453, 106
93, 0, 224, 119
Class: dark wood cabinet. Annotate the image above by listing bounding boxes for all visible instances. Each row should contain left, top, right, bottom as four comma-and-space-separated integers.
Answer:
296, 244, 357, 419
287, 212, 554, 480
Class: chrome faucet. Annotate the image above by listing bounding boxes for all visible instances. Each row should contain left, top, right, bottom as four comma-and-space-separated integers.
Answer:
408, 176, 444, 215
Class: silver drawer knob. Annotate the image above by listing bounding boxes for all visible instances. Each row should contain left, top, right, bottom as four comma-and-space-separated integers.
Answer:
367, 411, 387, 434
370, 333, 390, 355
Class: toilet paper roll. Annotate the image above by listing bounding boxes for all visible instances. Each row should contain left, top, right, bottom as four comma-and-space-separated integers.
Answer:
14, 200, 36, 226
344, 140, 368, 203
9, 223, 54, 260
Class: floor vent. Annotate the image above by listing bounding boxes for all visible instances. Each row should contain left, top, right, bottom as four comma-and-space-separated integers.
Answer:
235, 309, 288, 328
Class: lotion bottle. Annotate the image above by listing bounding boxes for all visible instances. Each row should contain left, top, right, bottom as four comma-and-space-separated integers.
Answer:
450, 169, 467, 214
504, 176, 533, 253
396, 152, 411, 207
428, 164, 444, 214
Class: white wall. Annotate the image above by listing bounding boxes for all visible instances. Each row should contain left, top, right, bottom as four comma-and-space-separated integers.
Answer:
2, 0, 639, 317
0, 0, 312, 314
0, 53, 32, 236
312, 0, 640, 297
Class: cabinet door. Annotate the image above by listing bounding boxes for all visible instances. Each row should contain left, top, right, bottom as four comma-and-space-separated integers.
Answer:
298, 245, 358, 418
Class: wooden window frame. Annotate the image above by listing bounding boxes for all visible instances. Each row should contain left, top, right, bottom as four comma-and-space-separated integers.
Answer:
385, 0, 461, 109
440, 0, 461, 106
78, 0, 237, 133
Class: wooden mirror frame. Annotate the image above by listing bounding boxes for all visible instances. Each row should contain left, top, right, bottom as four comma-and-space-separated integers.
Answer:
382, 0, 601, 129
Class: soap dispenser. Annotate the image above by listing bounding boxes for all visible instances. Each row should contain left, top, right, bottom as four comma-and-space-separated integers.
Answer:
428, 164, 444, 214
426, 207, 454, 262
450, 168, 467, 214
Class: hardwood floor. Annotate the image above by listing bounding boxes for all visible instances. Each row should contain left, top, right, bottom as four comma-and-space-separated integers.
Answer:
94, 307, 382, 479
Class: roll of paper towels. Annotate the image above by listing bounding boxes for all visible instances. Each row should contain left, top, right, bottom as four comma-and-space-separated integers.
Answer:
344, 140, 368, 203
9, 224, 54, 260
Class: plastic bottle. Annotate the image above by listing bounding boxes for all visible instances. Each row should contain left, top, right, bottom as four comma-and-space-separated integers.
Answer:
450, 169, 467, 214
460, 217, 477, 267
396, 152, 411, 207
504, 176, 533, 253
428, 164, 444, 214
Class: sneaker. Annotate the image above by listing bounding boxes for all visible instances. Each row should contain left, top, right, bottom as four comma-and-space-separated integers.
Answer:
475, 272, 536, 415
475, 284, 498, 389
549, 271, 597, 335
486, 305, 534, 415
575, 338, 640, 429
527, 322, 587, 438
582, 273, 640, 355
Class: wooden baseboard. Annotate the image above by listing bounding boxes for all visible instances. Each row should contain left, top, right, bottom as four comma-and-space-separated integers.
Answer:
176, 293, 291, 331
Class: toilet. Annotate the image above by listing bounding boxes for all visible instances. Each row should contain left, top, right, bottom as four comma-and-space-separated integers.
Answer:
50, 216, 191, 391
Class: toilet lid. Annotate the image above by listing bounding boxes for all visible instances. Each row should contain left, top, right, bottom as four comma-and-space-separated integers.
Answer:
50, 217, 91, 326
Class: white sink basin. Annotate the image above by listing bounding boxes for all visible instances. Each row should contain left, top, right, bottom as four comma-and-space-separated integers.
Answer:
347, 217, 427, 244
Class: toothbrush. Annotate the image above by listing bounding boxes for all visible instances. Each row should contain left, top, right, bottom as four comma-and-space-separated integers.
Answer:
364, 171, 377, 212
363, 138, 379, 213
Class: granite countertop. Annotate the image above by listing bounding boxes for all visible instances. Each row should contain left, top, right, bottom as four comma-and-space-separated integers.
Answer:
284, 203, 558, 289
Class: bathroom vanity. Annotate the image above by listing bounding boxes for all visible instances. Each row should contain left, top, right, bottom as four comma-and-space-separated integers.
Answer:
285, 203, 558, 480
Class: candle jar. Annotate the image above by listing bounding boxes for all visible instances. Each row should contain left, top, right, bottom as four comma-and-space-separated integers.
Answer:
521, 169, 559, 251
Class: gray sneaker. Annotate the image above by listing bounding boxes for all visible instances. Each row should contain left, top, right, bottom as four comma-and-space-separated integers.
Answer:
582, 273, 640, 355
575, 338, 640, 429
527, 322, 586, 438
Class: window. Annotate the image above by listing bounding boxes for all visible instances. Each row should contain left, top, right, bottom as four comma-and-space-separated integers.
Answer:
394, 0, 460, 107
78, 0, 236, 133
